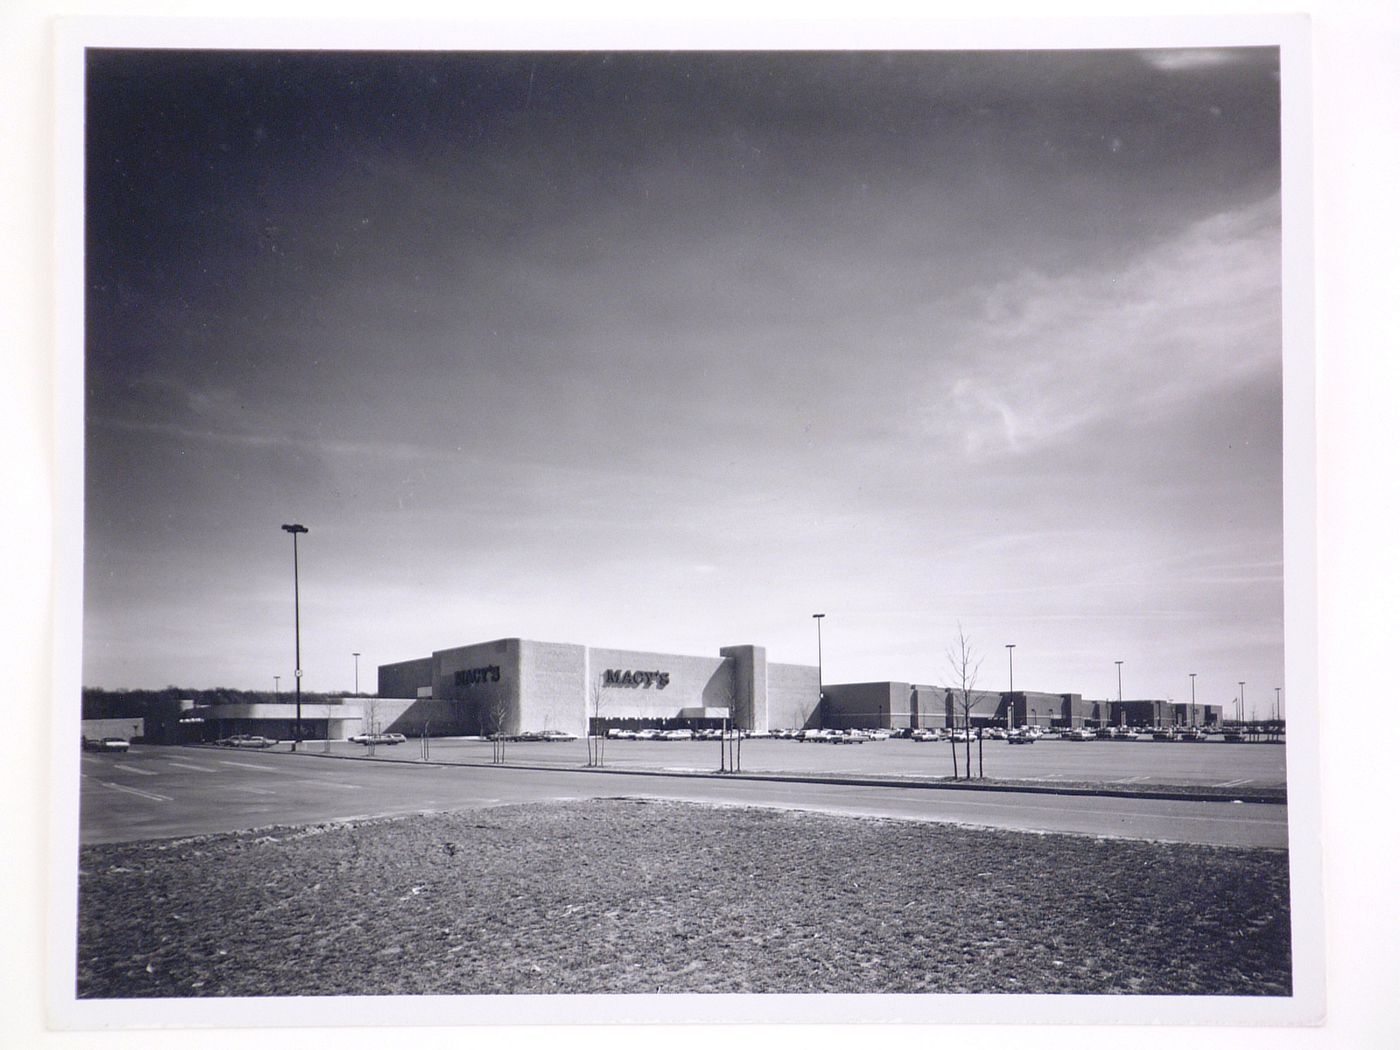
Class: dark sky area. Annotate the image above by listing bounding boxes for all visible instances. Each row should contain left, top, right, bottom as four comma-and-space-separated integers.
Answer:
83, 47, 1283, 711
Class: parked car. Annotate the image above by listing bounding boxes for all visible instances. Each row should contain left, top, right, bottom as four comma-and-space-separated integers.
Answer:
359, 732, 406, 745
1007, 729, 1036, 744
1065, 728, 1094, 741
217, 734, 276, 749
82, 736, 130, 752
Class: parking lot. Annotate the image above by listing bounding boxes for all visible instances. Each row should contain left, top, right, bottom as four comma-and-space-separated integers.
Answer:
326, 732, 1288, 790
77, 745, 1289, 848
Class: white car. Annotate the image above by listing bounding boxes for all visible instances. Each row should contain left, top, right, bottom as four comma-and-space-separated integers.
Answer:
83, 737, 130, 752
355, 732, 406, 745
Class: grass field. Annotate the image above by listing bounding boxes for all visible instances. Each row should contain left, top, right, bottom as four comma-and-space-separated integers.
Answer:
77, 799, 1291, 997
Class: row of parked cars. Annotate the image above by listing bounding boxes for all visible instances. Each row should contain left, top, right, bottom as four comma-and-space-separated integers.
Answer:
574, 725, 1239, 744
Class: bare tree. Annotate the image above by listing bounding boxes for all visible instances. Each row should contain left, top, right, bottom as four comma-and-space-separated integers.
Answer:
713, 672, 741, 773
587, 673, 609, 767
483, 691, 511, 764
946, 623, 984, 780
360, 696, 380, 738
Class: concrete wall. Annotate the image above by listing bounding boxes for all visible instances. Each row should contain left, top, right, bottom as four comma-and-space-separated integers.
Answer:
434, 639, 519, 735
365, 698, 466, 737
521, 640, 588, 736
1111, 700, 1175, 728
719, 645, 766, 730
907, 684, 940, 728
378, 657, 432, 699
823, 682, 904, 729
587, 645, 731, 723
81, 718, 144, 741
767, 660, 820, 730
1172, 703, 1224, 727
943, 688, 1006, 726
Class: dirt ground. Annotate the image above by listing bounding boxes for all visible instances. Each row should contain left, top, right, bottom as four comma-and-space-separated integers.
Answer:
77, 799, 1291, 998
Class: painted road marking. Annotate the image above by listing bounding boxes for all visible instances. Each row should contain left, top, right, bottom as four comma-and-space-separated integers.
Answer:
1110, 775, 1151, 784
167, 760, 220, 773
1214, 778, 1255, 788
231, 785, 278, 795
99, 781, 172, 803
112, 764, 158, 776
218, 760, 280, 772
293, 779, 362, 790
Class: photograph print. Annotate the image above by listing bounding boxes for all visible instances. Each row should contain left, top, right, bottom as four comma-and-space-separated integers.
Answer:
64, 26, 1312, 1025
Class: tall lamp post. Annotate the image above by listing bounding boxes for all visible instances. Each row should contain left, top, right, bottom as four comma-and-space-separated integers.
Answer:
1238, 681, 1246, 725
274, 675, 280, 697
1275, 686, 1281, 722
353, 652, 361, 695
1115, 660, 1124, 727
812, 614, 825, 728
281, 524, 309, 750
1005, 644, 1016, 730
1189, 672, 1197, 728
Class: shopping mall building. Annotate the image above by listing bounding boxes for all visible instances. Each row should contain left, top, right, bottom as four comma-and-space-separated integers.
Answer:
183, 635, 1222, 741
375, 637, 821, 738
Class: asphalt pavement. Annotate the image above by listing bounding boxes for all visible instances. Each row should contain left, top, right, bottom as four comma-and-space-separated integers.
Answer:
78, 745, 1289, 849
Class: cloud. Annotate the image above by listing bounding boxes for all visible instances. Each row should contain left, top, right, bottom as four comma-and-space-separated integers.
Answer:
1142, 50, 1251, 73
924, 193, 1281, 456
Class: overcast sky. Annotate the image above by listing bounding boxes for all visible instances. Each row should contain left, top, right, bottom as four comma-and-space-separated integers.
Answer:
83, 47, 1283, 711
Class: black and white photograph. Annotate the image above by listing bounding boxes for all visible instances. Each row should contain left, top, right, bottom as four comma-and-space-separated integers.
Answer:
39, 11, 1333, 1033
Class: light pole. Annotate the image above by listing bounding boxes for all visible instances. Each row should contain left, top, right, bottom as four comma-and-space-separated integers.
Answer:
1115, 660, 1124, 727
1189, 672, 1197, 728
1238, 681, 1246, 725
1006, 644, 1016, 730
812, 614, 825, 727
353, 652, 361, 695
274, 675, 280, 697
1275, 686, 1281, 722
281, 523, 309, 750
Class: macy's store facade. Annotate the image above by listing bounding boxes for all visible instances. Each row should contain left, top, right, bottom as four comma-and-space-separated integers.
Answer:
378, 638, 821, 738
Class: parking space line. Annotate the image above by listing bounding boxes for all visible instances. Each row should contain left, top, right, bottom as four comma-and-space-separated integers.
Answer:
111, 764, 158, 776
218, 760, 281, 772
1214, 778, 1254, 788
99, 781, 172, 803
1110, 775, 1151, 784
293, 779, 362, 790
231, 785, 278, 795
166, 760, 220, 773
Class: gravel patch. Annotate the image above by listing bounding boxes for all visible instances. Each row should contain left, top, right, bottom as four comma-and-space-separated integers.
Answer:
77, 799, 1291, 998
